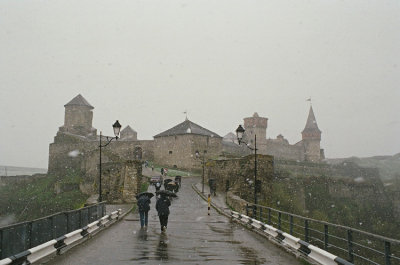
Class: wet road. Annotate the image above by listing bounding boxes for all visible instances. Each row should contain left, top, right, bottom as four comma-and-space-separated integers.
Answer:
47, 177, 300, 264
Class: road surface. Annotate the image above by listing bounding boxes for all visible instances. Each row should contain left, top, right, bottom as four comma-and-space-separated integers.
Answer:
46, 177, 301, 264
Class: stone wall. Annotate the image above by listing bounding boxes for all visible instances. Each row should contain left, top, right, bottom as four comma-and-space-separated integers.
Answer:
275, 159, 380, 180
154, 134, 222, 170
226, 191, 248, 214
101, 160, 142, 203
206, 155, 398, 236
265, 140, 305, 161
204, 154, 274, 203
61, 105, 96, 137
48, 132, 154, 178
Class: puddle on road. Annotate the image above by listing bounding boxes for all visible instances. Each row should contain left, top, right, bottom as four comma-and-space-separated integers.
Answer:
206, 239, 241, 244
238, 246, 267, 265
137, 228, 148, 241
155, 233, 169, 261
207, 224, 233, 235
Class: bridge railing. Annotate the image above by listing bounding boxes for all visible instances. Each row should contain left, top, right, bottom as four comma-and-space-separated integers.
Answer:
0, 202, 105, 259
246, 203, 400, 265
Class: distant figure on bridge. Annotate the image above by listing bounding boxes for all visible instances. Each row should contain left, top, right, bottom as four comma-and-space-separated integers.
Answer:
137, 194, 151, 228
207, 194, 211, 216
156, 194, 171, 232
155, 181, 161, 192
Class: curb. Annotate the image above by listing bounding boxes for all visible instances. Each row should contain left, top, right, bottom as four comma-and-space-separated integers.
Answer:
192, 184, 321, 265
232, 211, 354, 265
0, 207, 133, 265
191, 184, 230, 218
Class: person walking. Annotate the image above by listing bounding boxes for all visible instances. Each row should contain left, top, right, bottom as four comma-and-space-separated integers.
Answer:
155, 181, 161, 192
207, 194, 211, 216
156, 194, 171, 232
137, 195, 151, 228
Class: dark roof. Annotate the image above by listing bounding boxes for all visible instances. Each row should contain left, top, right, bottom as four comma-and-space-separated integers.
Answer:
64, 94, 94, 109
154, 119, 222, 138
302, 106, 321, 133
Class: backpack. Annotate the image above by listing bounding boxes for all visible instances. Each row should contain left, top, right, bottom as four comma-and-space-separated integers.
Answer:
137, 196, 150, 212
156, 197, 170, 216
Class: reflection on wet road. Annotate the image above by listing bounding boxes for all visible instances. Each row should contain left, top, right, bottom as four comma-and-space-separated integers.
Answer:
47, 177, 300, 264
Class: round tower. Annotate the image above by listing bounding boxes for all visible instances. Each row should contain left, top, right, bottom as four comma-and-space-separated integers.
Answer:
243, 112, 268, 146
301, 106, 322, 161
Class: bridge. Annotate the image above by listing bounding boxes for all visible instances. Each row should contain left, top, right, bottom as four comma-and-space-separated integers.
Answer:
1, 177, 399, 265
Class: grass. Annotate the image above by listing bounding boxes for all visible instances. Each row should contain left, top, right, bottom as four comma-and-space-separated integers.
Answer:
149, 162, 199, 177
0, 170, 89, 222
140, 182, 149, 193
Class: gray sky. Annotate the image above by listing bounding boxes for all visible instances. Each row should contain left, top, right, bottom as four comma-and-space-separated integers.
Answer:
1, 0, 399, 168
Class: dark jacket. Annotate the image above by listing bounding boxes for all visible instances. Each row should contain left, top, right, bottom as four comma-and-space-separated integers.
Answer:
137, 195, 151, 212
156, 196, 171, 216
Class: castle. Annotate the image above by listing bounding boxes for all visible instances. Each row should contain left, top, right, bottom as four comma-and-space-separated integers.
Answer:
48, 94, 324, 177
231, 109, 324, 162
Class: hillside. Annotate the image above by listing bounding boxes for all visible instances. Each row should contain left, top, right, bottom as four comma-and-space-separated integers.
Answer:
325, 153, 400, 181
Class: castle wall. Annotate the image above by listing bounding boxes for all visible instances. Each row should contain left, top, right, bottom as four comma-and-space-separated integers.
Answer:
154, 134, 222, 170
48, 133, 154, 178
204, 155, 275, 203
48, 138, 94, 174
207, 156, 397, 236
265, 140, 305, 161
101, 160, 142, 203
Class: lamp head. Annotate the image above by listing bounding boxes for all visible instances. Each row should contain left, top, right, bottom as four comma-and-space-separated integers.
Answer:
112, 120, 122, 138
236, 125, 245, 144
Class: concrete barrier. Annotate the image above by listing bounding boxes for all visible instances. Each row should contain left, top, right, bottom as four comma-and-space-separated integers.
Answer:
230, 211, 354, 265
99, 215, 110, 226
308, 245, 338, 265
0, 208, 125, 265
64, 229, 84, 246
87, 220, 100, 234
282, 232, 301, 250
0, 258, 12, 265
110, 210, 119, 220
27, 239, 58, 264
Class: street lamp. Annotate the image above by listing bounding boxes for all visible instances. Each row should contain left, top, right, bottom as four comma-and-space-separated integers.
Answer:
236, 124, 258, 211
99, 120, 122, 202
195, 150, 206, 194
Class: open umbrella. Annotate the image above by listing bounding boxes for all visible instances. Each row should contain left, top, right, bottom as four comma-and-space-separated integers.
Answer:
156, 190, 177, 198
136, 192, 154, 199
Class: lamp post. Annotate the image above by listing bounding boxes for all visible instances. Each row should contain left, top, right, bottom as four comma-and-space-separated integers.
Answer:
236, 125, 258, 210
195, 150, 206, 194
99, 120, 122, 202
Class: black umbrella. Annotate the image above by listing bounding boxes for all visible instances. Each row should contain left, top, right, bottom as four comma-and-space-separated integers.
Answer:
136, 192, 154, 199
156, 190, 177, 198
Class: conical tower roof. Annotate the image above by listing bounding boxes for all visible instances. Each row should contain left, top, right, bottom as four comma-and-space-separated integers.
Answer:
302, 106, 321, 134
64, 94, 94, 109
154, 119, 221, 138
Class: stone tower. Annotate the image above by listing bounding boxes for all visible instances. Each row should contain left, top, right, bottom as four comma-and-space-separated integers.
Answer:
243, 112, 268, 148
58, 94, 97, 138
301, 106, 322, 161
120, 126, 138, 141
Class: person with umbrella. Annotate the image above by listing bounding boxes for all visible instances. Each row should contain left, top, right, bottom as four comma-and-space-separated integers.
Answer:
155, 190, 175, 232
136, 192, 153, 228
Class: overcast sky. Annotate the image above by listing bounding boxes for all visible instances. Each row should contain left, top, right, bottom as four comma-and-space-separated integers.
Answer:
1, 0, 399, 168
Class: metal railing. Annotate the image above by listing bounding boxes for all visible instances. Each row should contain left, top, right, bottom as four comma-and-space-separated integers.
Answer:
245, 203, 400, 265
0, 202, 105, 259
